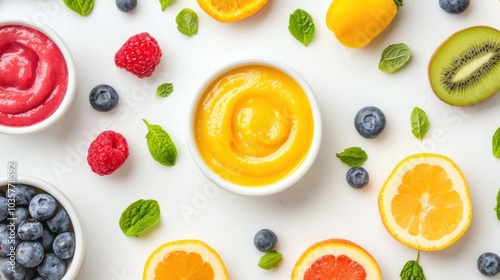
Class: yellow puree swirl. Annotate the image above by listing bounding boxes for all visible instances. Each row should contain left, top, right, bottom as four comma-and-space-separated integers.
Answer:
194, 65, 314, 186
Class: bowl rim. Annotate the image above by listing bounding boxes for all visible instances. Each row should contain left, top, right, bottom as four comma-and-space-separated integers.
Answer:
0, 17, 76, 135
186, 56, 322, 196
0, 176, 86, 279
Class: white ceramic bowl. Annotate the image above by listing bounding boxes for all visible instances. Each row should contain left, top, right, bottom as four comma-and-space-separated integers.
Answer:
0, 176, 85, 279
186, 57, 322, 196
0, 18, 76, 135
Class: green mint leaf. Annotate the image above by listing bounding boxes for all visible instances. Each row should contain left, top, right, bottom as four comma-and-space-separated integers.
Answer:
159, 0, 174, 11
119, 199, 160, 237
176, 8, 198, 37
288, 9, 315, 46
492, 128, 500, 158
143, 119, 177, 166
157, 83, 174, 97
400, 252, 426, 280
63, 0, 94, 16
410, 107, 430, 140
495, 189, 500, 220
258, 251, 282, 270
379, 43, 412, 73
336, 147, 368, 167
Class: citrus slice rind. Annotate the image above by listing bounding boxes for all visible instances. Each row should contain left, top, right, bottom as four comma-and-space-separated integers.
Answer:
143, 239, 229, 280
196, 0, 269, 23
378, 153, 472, 251
291, 238, 382, 280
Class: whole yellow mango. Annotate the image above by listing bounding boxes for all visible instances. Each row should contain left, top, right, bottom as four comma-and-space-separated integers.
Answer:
326, 0, 402, 48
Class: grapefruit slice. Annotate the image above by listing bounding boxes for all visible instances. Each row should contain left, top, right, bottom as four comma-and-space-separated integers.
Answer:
291, 238, 382, 280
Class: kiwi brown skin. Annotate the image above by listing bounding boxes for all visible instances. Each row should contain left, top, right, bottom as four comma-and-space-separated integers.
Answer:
428, 26, 500, 107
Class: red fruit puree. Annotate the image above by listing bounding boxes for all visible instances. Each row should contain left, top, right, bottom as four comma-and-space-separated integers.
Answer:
0, 24, 68, 127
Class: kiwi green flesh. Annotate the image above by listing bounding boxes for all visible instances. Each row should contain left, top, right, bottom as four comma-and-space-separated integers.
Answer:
429, 26, 500, 107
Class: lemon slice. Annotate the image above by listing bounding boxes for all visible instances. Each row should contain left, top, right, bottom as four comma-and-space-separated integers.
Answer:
143, 239, 229, 280
196, 0, 269, 22
378, 153, 472, 251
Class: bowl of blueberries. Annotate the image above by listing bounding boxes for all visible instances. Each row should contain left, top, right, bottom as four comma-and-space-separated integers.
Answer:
0, 176, 85, 279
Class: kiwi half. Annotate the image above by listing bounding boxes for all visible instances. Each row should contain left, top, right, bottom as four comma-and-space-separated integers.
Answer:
428, 26, 500, 107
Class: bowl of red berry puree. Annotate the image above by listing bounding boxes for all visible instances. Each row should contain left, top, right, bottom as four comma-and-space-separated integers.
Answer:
0, 18, 76, 135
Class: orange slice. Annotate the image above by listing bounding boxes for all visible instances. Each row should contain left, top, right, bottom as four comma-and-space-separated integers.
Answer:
196, 0, 269, 22
291, 238, 382, 280
378, 153, 472, 251
143, 239, 229, 280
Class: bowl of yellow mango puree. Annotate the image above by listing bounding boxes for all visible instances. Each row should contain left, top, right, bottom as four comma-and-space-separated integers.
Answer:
186, 57, 322, 196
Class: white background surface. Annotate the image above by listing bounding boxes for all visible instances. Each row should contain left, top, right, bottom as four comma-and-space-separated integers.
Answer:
0, 0, 500, 279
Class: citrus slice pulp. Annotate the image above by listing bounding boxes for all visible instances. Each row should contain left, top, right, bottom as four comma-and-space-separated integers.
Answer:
378, 153, 472, 251
196, 0, 269, 22
143, 239, 229, 280
291, 238, 382, 280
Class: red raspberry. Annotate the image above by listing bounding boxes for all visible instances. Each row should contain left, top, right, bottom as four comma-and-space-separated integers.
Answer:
114, 32, 162, 78
87, 130, 129, 176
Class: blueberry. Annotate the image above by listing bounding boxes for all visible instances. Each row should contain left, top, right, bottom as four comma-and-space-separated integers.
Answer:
16, 241, 44, 268
253, 229, 278, 252
0, 258, 26, 280
346, 166, 369, 189
29, 194, 57, 220
25, 268, 38, 279
354, 106, 386, 139
0, 224, 7, 235
53, 232, 76, 260
12, 207, 30, 228
0, 197, 8, 221
37, 253, 66, 280
10, 184, 36, 205
116, 0, 137, 12
439, 0, 470, 14
478, 252, 500, 277
47, 208, 72, 233
38, 228, 56, 252
18, 218, 44, 241
89, 84, 119, 112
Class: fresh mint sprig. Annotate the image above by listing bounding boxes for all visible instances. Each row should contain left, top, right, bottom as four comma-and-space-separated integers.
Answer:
63, 0, 94, 16
492, 127, 500, 158
157, 83, 174, 97
159, 0, 174, 11
336, 147, 368, 167
494, 188, 500, 220
176, 8, 198, 37
258, 251, 282, 270
400, 251, 426, 280
379, 43, 412, 73
288, 9, 315, 46
143, 119, 177, 166
119, 199, 160, 237
410, 107, 430, 140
